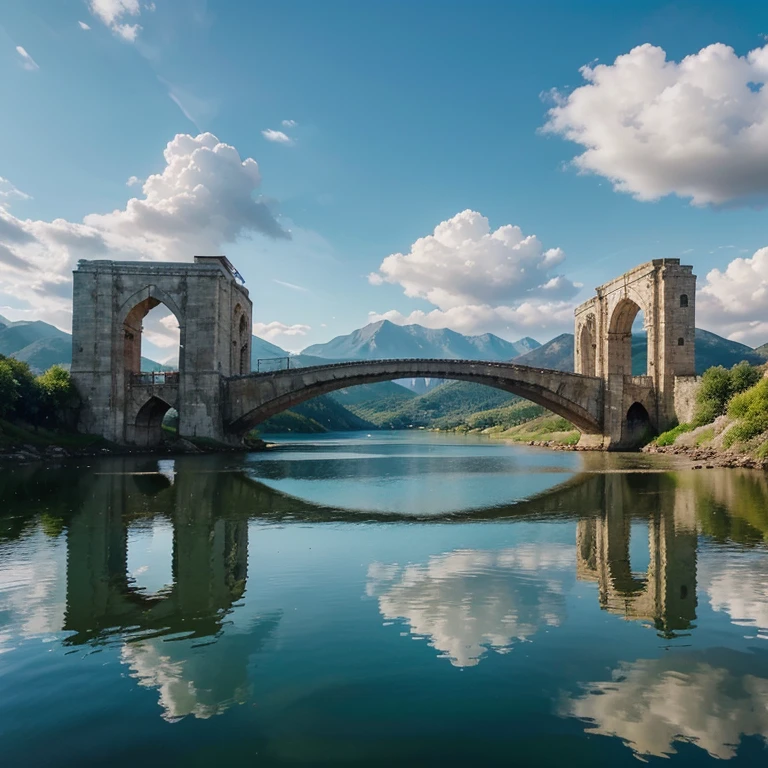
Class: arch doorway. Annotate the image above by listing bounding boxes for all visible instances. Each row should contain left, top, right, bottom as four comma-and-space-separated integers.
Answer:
122, 297, 182, 378
624, 402, 653, 447
130, 396, 174, 447
607, 298, 651, 379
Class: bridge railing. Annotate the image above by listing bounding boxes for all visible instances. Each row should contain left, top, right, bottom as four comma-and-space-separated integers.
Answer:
131, 371, 180, 386
255, 357, 292, 373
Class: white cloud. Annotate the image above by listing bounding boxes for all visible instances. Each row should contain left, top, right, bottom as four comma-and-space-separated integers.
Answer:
252, 321, 311, 342
15, 46, 39, 71
78, 21, 91, 30
561, 655, 768, 759
368, 210, 578, 338
281, 119, 297, 128
126, 175, 142, 187
367, 544, 574, 667
273, 279, 309, 293
261, 129, 293, 145
544, 42, 768, 207
698, 246, 768, 345
88, 0, 142, 41
0, 132, 288, 331
0, 177, 31, 202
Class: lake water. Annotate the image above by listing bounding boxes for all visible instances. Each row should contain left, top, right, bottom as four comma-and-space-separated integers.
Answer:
2, 431, 768, 766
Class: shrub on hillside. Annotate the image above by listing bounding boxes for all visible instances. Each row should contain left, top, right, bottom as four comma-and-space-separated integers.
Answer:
723, 378, 768, 448
693, 361, 762, 427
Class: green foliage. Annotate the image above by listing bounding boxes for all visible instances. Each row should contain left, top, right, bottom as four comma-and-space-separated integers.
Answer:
655, 422, 692, 447
723, 377, 768, 448
0, 358, 20, 417
0, 356, 77, 429
693, 361, 762, 427
694, 426, 715, 446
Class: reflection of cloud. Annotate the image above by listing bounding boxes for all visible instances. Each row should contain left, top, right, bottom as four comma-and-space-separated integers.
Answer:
0, 533, 67, 653
699, 551, 768, 640
122, 612, 281, 721
367, 544, 574, 667
561, 653, 768, 759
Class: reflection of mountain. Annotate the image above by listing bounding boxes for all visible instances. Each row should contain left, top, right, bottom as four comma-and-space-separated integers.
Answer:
561, 649, 768, 760
367, 544, 574, 667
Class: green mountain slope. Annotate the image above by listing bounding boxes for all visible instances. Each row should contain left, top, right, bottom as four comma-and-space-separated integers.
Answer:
347, 380, 517, 428
259, 395, 375, 433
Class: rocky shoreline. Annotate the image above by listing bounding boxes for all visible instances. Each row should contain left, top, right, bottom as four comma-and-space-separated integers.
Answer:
0, 437, 268, 464
643, 443, 768, 470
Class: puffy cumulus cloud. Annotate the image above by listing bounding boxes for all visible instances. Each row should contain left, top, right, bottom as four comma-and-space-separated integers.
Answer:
0, 132, 287, 330
253, 321, 311, 346
78, 21, 91, 30
544, 42, 768, 207
281, 119, 297, 128
369, 210, 578, 338
561, 653, 768, 759
15, 46, 39, 71
261, 129, 293, 145
366, 544, 574, 667
697, 247, 768, 345
126, 175, 142, 187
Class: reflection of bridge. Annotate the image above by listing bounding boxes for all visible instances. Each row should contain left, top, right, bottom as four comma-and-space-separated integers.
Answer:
71, 257, 696, 448
0, 456, 708, 719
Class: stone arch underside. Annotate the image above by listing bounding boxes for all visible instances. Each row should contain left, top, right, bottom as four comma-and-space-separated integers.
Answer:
225, 362, 604, 437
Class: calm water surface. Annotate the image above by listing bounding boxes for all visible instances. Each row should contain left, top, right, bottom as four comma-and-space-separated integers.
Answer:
2, 431, 768, 766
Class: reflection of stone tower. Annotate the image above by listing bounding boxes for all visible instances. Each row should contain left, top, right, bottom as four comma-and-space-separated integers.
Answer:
63, 460, 264, 719
64, 460, 249, 642
576, 475, 697, 636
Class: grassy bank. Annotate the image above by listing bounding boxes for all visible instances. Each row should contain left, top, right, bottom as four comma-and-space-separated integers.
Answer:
652, 362, 768, 462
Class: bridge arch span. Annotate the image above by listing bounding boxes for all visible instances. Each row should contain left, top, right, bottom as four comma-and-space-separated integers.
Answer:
224, 359, 604, 437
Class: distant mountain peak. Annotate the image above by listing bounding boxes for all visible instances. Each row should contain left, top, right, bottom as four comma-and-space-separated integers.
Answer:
302, 321, 540, 362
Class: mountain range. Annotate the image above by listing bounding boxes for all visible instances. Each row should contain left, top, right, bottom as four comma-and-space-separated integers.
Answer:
511, 328, 767, 374
302, 320, 540, 361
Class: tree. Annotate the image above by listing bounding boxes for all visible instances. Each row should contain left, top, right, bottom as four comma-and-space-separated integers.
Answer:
0, 358, 20, 418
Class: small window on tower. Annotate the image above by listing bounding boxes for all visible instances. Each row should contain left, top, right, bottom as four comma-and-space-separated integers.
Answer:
678, 337, 685, 346
680, 294, 689, 307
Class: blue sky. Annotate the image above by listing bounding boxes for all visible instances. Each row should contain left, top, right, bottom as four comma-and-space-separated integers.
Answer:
2, 0, 768, 359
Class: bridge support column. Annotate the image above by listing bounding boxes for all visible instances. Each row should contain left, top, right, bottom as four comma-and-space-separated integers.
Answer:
575, 259, 696, 450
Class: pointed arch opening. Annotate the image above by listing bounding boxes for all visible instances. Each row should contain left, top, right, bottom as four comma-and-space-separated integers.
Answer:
122, 297, 182, 378
232, 303, 251, 375
607, 298, 651, 378
577, 314, 597, 376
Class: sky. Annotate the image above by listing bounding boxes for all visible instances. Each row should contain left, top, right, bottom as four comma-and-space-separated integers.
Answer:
3, 1, 768, 361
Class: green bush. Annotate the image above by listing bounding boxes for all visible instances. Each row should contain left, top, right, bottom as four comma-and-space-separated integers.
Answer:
693, 361, 763, 427
0, 356, 78, 429
723, 378, 768, 448
655, 422, 692, 446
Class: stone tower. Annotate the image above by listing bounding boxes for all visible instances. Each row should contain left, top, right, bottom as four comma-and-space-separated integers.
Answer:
71, 256, 252, 446
574, 259, 696, 447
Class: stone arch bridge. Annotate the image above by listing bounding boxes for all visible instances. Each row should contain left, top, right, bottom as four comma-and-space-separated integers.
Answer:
71, 257, 697, 449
